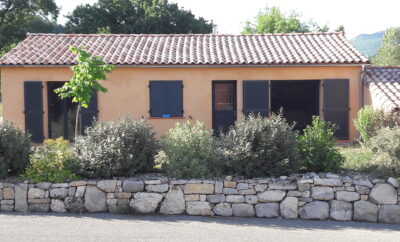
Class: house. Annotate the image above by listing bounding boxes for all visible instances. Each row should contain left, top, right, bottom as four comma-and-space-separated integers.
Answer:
363, 66, 400, 112
0, 32, 369, 142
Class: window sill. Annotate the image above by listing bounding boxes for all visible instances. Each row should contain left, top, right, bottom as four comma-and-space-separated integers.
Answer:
147, 117, 186, 120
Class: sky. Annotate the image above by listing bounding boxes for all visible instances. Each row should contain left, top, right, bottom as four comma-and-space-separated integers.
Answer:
55, 0, 400, 39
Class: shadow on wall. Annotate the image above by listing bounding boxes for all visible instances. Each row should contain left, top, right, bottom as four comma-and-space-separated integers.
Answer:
2, 212, 400, 232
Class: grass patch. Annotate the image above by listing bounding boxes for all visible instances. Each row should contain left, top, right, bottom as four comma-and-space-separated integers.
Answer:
338, 144, 372, 171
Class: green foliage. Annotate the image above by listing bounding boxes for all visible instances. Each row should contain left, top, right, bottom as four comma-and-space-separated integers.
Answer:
299, 116, 344, 172
364, 127, 400, 177
74, 116, 158, 178
372, 27, 400, 66
55, 46, 114, 137
0, 0, 59, 53
242, 6, 341, 34
353, 105, 380, 143
353, 106, 400, 143
66, 0, 213, 34
22, 138, 79, 182
0, 122, 31, 178
339, 145, 372, 171
55, 46, 114, 108
159, 121, 217, 179
217, 113, 301, 177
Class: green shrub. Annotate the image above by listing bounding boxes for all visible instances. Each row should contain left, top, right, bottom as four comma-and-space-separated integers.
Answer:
0, 122, 31, 178
299, 116, 344, 172
74, 116, 158, 178
217, 113, 301, 177
364, 127, 400, 177
159, 121, 217, 179
354, 106, 400, 143
22, 138, 79, 182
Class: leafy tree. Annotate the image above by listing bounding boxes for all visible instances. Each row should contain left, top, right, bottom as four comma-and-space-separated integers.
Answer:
0, 0, 59, 53
372, 27, 400, 66
55, 47, 115, 138
242, 6, 342, 34
66, 0, 214, 34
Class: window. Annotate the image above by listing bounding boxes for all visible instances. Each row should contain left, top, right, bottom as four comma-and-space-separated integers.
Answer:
149, 81, 183, 117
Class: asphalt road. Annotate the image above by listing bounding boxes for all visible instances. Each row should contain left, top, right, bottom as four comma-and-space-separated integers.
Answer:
0, 212, 399, 242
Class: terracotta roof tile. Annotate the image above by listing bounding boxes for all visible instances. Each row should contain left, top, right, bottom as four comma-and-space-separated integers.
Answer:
0, 32, 369, 66
364, 66, 400, 111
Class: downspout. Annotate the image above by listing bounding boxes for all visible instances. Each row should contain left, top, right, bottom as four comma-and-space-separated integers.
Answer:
360, 65, 366, 108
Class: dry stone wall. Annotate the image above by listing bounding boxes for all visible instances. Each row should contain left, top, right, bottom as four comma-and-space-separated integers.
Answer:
1, 173, 400, 224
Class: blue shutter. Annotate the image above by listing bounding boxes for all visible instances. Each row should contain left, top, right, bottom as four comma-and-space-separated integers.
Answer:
243, 80, 269, 117
24, 81, 44, 143
150, 81, 183, 117
323, 79, 349, 140
80, 90, 98, 134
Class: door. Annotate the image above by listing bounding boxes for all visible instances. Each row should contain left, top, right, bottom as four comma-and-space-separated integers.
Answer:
48, 82, 78, 140
212, 81, 237, 133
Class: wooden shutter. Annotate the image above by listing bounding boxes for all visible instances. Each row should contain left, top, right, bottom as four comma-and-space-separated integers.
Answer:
149, 81, 183, 117
323, 79, 349, 140
80, 90, 98, 134
24, 81, 44, 143
243, 80, 269, 117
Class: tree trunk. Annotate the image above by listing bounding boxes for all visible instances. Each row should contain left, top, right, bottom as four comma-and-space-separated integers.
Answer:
75, 103, 81, 139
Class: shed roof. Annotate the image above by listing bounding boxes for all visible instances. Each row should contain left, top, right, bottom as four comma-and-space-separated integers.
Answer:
364, 66, 400, 111
0, 32, 368, 66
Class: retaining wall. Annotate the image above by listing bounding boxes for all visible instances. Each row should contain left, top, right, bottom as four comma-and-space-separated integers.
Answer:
1, 173, 399, 224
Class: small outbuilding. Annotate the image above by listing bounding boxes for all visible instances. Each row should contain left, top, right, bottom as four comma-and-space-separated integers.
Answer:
363, 66, 400, 112
0, 32, 369, 142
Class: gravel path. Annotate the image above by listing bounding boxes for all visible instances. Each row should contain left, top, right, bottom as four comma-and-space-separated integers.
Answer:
0, 212, 399, 242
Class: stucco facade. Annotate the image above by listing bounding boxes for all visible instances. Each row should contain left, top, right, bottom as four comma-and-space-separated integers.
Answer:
1, 65, 363, 141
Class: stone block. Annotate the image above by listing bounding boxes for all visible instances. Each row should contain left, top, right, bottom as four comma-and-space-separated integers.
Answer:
184, 184, 214, 194
214, 181, 223, 194
50, 199, 67, 213
186, 202, 212, 216
122, 180, 144, 192
69, 181, 87, 187
223, 188, 238, 195
115, 192, 132, 199
353, 179, 373, 188
75, 186, 86, 198
28, 198, 50, 204
29, 203, 50, 212
245, 195, 258, 204
313, 178, 342, 187
84, 186, 106, 212
160, 186, 185, 215
50, 188, 69, 199
299, 201, 329, 220
28, 188, 46, 199
269, 182, 297, 190
258, 190, 286, 202
336, 191, 360, 202
146, 184, 169, 193
130, 193, 163, 213
185, 194, 199, 201
213, 203, 233, 216
255, 203, 279, 218
206, 194, 225, 203
236, 183, 249, 190
280, 197, 298, 219
239, 189, 256, 195
355, 185, 370, 195
378, 205, 400, 224
369, 184, 397, 205
224, 181, 236, 188
353, 200, 378, 222
97, 180, 117, 193
330, 200, 352, 221
254, 184, 268, 192
15, 184, 28, 212
3, 187, 15, 200
232, 203, 255, 217
36, 182, 52, 190
226, 195, 244, 203
311, 187, 334, 200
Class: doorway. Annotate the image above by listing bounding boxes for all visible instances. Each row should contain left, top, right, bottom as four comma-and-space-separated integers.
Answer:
271, 80, 319, 131
212, 81, 237, 133
47, 82, 78, 140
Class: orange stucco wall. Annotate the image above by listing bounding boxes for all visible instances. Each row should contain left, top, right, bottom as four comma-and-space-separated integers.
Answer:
1, 65, 362, 141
